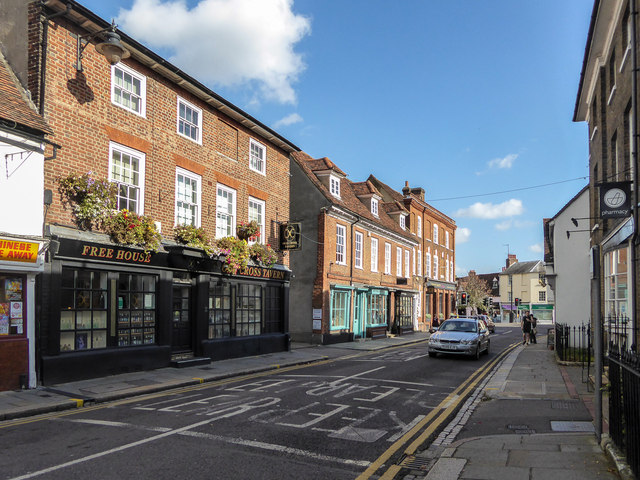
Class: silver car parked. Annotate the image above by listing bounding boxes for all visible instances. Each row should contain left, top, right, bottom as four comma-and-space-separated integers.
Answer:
428, 317, 490, 360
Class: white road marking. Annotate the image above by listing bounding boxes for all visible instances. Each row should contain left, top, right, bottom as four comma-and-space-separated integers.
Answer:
282, 374, 447, 388
6, 398, 279, 480
51, 417, 371, 468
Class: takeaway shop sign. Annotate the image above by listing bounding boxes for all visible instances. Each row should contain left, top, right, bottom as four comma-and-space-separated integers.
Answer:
0, 239, 39, 263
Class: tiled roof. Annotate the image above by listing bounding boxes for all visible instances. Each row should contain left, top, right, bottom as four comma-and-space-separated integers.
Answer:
292, 151, 415, 243
351, 180, 382, 198
368, 174, 405, 203
502, 260, 543, 275
0, 50, 53, 135
307, 157, 347, 177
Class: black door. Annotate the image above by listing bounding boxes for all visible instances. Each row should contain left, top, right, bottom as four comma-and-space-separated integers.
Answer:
172, 284, 192, 352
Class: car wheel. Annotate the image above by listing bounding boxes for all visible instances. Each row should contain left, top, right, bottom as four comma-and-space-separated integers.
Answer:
428, 351, 437, 358
473, 346, 480, 360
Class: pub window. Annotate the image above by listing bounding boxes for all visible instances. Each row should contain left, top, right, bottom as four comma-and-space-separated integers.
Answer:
208, 283, 232, 338
116, 274, 156, 347
60, 268, 108, 351
236, 283, 262, 336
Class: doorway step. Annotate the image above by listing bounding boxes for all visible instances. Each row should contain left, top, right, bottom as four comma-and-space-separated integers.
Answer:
170, 351, 211, 368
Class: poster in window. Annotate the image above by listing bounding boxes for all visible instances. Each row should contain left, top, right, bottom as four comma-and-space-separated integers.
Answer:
5, 279, 22, 300
75, 332, 88, 350
0, 312, 8, 335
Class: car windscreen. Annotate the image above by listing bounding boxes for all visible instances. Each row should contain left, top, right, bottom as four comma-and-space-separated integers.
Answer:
440, 321, 477, 333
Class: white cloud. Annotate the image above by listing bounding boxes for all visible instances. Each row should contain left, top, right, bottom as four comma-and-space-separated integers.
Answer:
529, 243, 543, 253
117, 0, 311, 104
455, 227, 471, 244
455, 199, 523, 219
488, 153, 518, 169
495, 220, 512, 231
272, 112, 303, 129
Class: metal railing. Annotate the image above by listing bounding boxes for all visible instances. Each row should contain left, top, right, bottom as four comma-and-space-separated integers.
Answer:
606, 314, 639, 480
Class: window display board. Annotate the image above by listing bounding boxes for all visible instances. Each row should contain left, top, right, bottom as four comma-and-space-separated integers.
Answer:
0, 276, 25, 336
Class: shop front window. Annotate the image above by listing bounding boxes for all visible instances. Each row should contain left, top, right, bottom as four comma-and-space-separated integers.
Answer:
208, 283, 231, 338
0, 275, 25, 337
367, 291, 387, 327
116, 274, 157, 347
330, 289, 351, 329
395, 294, 413, 329
236, 283, 262, 336
60, 269, 108, 351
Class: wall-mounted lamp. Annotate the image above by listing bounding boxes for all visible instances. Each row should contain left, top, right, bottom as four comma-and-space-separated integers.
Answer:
570, 217, 599, 227
75, 21, 130, 71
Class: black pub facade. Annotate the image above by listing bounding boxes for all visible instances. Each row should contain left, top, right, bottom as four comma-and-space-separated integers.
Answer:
39, 227, 290, 385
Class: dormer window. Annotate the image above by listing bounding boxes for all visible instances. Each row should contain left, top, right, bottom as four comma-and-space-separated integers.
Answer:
399, 215, 406, 230
330, 175, 341, 197
371, 198, 379, 216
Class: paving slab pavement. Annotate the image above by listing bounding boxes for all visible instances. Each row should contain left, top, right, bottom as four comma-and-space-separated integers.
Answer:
404, 336, 626, 480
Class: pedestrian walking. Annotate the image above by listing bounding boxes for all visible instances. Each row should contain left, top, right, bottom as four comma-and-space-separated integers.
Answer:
521, 314, 531, 345
530, 315, 537, 344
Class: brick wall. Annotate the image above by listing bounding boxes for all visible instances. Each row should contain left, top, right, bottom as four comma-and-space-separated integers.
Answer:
37, 13, 290, 266
0, 339, 28, 391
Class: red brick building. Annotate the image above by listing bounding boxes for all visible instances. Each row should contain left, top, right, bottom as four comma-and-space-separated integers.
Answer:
369, 178, 457, 329
289, 152, 451, 344
1, 0, 298, 384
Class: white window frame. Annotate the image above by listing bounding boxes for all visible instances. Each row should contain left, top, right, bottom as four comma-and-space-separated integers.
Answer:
450, 260, 454, 282
433, 253, 439, 279
330, 175, 341, 198
405, 250, 410, 278
336, 224, 347, 265
354, 231, 363, 269
446, 254, 450, 281
417, 216, 422, 238
400, 215, 406, 230
175, 168, 201, 227
177, 96, 202, 144
396, 246, 402, 277
539, 291, 546, 302
425, 247, 431, 278
384, 242, 391, 274
417, 248, 422, 276
412, 248, 416, 276
371, 237, 379, 272
111, 63, 146, 117
248, 196, 266, 243
371, 198, 379, 216
433, 224, 439, 244
445, 231, 450, 249
216, 184, 236, 239
249, 138, 267, 175
109, 142, 145, 215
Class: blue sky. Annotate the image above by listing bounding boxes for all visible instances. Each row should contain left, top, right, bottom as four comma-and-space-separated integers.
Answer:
80, 0, 593, 275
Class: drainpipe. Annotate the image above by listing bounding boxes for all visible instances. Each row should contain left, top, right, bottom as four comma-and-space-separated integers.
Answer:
631, 0, 639, 339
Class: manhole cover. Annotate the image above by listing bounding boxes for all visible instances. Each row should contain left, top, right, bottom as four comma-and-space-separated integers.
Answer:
398, 455, 432, 471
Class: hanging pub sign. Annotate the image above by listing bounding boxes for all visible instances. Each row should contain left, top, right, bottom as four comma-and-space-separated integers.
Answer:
600, 181, 631, 219
279, 222, 301, 250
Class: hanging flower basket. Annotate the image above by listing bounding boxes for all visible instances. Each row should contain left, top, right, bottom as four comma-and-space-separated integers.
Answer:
103, 209, 162, 252
236, 221, 260, 241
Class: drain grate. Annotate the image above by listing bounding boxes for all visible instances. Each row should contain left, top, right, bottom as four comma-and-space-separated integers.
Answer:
397, 454, 432, 471
551, 400, 579, 409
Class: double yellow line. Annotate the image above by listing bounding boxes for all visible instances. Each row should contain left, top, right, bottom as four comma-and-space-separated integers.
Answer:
356, 342, 520, 480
